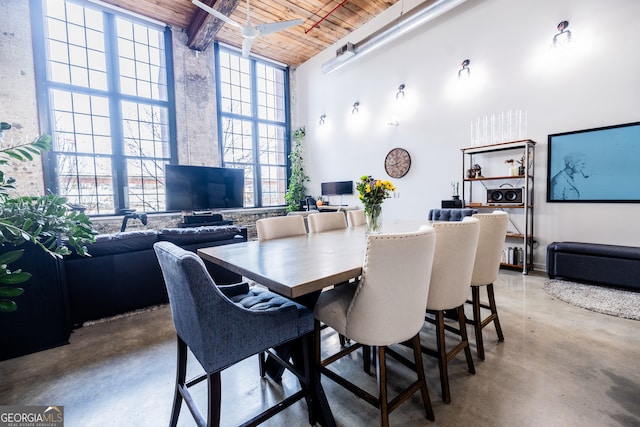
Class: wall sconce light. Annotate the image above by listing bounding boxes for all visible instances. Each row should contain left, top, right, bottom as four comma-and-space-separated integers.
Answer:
396, 83, 405, 99
552, 20, 571, 47
352, 101, 360, 115
319, 114, 326, 125
458, 59, 471, 79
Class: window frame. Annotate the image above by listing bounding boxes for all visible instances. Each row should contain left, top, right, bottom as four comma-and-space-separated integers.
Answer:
214, 43, 291, 208
30, 0, 177, 216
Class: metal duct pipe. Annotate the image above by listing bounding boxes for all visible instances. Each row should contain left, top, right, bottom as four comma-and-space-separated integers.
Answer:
321, 0, 468, 74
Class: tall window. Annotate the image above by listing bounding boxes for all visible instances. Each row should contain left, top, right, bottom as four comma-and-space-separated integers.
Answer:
215, 44, 290, 207
32, 0, 175, 215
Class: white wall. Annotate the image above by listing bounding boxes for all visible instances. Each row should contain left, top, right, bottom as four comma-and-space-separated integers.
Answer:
294, 0, 640, 270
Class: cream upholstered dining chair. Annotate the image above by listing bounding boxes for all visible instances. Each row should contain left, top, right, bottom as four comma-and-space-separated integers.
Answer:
421, 217, 480, 404
314, 229, 437, 426
255, 214, 309, 379
347, 209, 365, 227
465, 211, 509, 360
307, 211, 347, 233
256, 215, 307, 241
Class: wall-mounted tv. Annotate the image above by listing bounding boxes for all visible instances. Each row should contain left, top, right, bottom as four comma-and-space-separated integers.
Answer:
547, 121, 640, 203
321, 180, 353, 195
165, 165, 244, 211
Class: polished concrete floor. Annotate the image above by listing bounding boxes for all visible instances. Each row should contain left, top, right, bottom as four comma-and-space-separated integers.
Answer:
1, 270, 639, 426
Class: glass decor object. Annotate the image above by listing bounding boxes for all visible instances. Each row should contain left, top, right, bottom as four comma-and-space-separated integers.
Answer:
364, 204, 382, 234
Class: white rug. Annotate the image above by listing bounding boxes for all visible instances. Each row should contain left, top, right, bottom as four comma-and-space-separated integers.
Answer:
542, 279, 640, 321
82, 304, 168, 326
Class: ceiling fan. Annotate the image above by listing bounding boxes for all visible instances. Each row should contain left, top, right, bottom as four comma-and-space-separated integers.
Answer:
192, 0, 303, 58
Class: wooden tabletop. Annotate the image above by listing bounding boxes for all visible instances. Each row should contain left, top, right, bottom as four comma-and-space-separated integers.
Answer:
198, 222, 430, 299
198, 228, 364, 298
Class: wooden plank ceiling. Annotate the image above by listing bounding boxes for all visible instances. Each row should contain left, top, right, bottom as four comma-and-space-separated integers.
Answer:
101, 0, 400, 67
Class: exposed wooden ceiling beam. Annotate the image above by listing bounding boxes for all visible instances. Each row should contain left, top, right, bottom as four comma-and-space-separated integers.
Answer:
187, 0, 241, 51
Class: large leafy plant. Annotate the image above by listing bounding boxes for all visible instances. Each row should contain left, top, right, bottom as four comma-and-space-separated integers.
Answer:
0, 132, 96, 312
284, 126, 309, 212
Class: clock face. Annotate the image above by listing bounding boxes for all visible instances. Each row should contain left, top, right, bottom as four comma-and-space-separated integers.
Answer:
384, 148, 411, 178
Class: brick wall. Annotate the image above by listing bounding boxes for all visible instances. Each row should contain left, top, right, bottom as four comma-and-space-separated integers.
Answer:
0, 0, 44, 196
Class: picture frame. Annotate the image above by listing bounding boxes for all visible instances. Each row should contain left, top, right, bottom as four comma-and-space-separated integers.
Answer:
547, 121, 640, 203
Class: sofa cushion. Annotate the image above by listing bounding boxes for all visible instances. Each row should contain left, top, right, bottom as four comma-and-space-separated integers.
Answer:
67, 230, 160, 257
158, 225, 243, 245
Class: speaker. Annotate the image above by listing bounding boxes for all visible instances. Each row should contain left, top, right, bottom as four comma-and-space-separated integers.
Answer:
486, 188, 523, 204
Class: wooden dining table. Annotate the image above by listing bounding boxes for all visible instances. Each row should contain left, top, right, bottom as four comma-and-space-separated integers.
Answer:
198, 221, 430, 299
197, 221, 430, 427
199, 227, 364, 299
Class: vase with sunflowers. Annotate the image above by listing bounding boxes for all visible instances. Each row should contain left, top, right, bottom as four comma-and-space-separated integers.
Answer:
356, 175, 396, 234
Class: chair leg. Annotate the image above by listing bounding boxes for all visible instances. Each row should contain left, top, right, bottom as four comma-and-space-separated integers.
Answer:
411, 334, 435, 421
376, 346, 389, 427
259, 351, 266, 377
469, 284, 505, 360
434, 311, 451, 404
363, 345, 372, 375
170, 336, 187, 427
457, 306, 475, 375
207, 372, 222, 427
487, 283, 505, 342
471, 286, 486, 361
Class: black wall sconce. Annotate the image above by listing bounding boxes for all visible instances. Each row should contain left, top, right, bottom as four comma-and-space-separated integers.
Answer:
458, 59, 471, 79
553, 20, 572, 47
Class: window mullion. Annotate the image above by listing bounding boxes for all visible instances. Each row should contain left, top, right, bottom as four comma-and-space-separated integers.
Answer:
250, 58, 262, 207
104, 13, 127, 212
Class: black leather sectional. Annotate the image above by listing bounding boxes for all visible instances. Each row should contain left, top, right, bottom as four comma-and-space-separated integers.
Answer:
0, 225, 246, 360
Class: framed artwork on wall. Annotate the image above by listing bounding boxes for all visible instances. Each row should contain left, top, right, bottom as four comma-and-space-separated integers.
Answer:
547, 121, 640, 203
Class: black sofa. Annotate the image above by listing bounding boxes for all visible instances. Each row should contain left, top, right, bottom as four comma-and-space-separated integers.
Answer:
0, 225, 246, 360
547, 241, 640, 291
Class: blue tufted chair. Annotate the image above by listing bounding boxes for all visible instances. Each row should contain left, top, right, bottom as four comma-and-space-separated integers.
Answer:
428, 208, 478, 222
153, 241, 328, 427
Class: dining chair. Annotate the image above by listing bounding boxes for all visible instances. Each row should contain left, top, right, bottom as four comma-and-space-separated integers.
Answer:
347, 209, 365, 227
465, 211, 509, 360
427, 208, 478, 222
307, 211, 347, 233
314, 229, 437, 426
421, 217, 480, 404
153, 241, 326, 427
256, 214, 311, 379
256, 215, 307, 240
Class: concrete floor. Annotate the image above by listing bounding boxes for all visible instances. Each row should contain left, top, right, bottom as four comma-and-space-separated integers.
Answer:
1, 270, 639, 426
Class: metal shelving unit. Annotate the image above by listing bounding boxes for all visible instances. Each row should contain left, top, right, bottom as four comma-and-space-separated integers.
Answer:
461, 140, 536, 274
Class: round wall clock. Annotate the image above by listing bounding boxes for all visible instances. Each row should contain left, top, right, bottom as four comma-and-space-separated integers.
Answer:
384, 148, 411, 178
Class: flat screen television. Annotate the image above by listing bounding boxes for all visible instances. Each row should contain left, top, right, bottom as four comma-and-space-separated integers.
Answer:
547, 121, 640, 203
165, 165, 244, 211
321, 180, 353, 196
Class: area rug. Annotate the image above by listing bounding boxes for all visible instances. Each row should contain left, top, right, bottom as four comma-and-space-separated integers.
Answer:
542, 279, 640, 321
83, 304, 168, 326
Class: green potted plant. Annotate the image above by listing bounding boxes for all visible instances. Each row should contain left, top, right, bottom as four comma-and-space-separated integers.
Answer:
0, 129, 96, 313
284, 126, 309, 212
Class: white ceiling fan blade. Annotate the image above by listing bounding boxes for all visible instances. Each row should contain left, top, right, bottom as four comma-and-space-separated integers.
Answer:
192, 0, 242, 29
256, 19, 303, 37
242, 38, 254, 57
